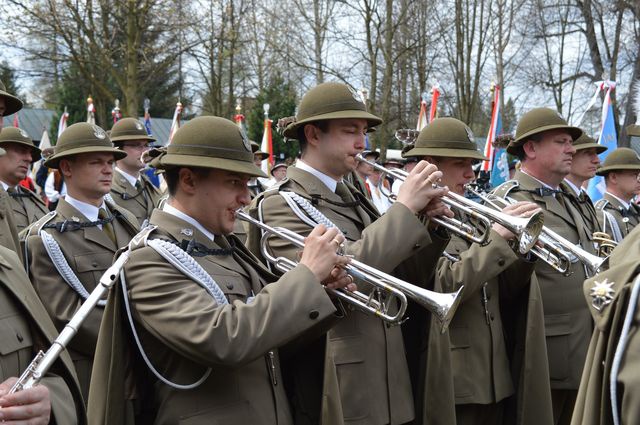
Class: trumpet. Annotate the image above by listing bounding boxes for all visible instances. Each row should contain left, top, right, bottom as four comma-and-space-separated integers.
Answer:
471, 189, 608, 278
236, 210, 463, 332
10, 251, 130, 393
395, 129, 420, 145
356, 155, 545, 253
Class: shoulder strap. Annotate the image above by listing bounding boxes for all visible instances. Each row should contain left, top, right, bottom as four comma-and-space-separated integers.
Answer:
23, 211, 57, 274
491, 180, 520, 199
594, 198, 610, 210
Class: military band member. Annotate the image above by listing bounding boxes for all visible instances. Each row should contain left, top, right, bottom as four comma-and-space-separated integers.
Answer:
0, 244, 86, 424
561, 132, 605, 235
108, 117, 164, 225
247, 82, 451, 425
0, 81, 25, 258
24, 122, 140, 400
495, 108, 592, 425
594, 147, 640, 242
0, 127, 49, 233
88, 116, 353, 425
571, 222, 640, 425
403, 118, 552, 425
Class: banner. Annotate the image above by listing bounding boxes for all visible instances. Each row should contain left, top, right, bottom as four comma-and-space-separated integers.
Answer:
587, 81, 618, 201
429, 84, 440, 123
261, 104, 274, 174
58, 107, 69, 138
86, 96, 95, 124
167, 101, 183, 145
482, 84, 501, 173
416, 92, 428, 131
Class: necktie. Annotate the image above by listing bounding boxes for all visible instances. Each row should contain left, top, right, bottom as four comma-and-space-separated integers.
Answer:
335, 182, 353, 203
98, 208, 117, 245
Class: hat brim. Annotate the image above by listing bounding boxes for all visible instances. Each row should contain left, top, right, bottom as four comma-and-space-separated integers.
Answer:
507, 124, 583, 155
0, 92, 24, 117
254, 152, 269, 160
574, 142, 607, 154
110, 134, 156, 142
626, 124, 640, 137
44, 147, 127, 169
0, 140, 41, 160
403, 146, 488, 161
596, 164, 640, 176
283, 110, 383, 139
160, 154, 267, 178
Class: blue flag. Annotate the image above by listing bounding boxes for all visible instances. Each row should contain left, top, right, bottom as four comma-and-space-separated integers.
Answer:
489, 114, 507, 187
587, 88, 617, 201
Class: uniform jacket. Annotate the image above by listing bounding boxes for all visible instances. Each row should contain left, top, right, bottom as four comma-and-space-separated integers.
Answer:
0, 187, 22, 261
595, 192, 640, 242
560, 182, 601, 235
87, 209, 339, 425
416, 230, 552, 425
571, 226, 640, 425
7, 185, 49, 233
25, 197, 139, 400
246, 166, 449, 425
494, 170, 595, 390
0, 245, 85, 424
109, 169, 164, 226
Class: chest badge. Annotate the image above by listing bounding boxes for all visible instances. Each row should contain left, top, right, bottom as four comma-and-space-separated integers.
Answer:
180, 228, 194, 237
589, 278, 615, 312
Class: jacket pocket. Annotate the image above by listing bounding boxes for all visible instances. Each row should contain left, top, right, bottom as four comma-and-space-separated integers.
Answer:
449, 326, 472, 398
544, 313, 571, 381
73, 251, 115, 290
331, 336, 370, 421
0, 313, 33, 378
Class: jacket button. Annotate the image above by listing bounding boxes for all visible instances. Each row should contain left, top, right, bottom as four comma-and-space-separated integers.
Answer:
92, 262, 99, 268
16, 332, 23, 342
497, 258, 505, 266
309, 310, 320, 319
490, 313, 495, 321
226, 283, 234, 290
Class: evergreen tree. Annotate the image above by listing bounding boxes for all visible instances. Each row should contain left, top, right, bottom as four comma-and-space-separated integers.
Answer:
0, 61, 27, 106
246, 75, 298, 161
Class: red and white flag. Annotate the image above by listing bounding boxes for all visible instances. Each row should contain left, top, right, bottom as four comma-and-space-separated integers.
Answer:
167, 101, 183, 145
261, 103, 274, 174
416, 93, 428, 131
58, 107, 69, 138
481, 84, 501, 172
429, 84, 441, 123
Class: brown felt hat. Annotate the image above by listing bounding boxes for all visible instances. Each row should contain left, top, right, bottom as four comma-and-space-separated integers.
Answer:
110, 117, 156, 143
506, 108, 582, 155
596, 148, 640, 176
44, 123, 126, 168
403, 117, 487, 160
0, 127, 41, 160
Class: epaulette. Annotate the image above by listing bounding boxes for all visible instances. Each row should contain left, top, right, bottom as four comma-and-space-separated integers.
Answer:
491, 180, 519, 199
594, 198, 610, 211
24, 210, 58, 238
128, 224, 158, 251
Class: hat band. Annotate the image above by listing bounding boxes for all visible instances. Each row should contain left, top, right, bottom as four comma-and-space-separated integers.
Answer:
56, 139, 116, 153
167, 144, 252, 161
418, 140, 480, 151
298, 100, 366, 121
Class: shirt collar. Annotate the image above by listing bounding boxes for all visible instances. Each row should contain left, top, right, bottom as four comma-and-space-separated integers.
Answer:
115, 167, 139, 188
295, 159, 341, 193
521, 169, 559, 191
65, 194, 106, 222
0, 181, 11, 191
606, 191, 631, 210
563, 178, 582, 196
163, 202, 216, 241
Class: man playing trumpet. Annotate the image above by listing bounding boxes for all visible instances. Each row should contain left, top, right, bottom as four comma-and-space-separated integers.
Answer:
402, 117, 552, 425
88, 116, 356, 424
248, 82, 452, 425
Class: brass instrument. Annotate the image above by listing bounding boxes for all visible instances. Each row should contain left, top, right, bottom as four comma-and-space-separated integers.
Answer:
236, 210, 463, 332
593, 231, 617, 257
10, 251, 130, 393
470, 188, 609, 278
356, 155, 545, 253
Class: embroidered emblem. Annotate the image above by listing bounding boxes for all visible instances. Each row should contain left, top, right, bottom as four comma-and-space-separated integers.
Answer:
19, 128, 29, 139
135, 121, 144, 130
180, 228, 194, 237
589, 278, 615, 312
70, 216, 80, 222
465, 126, 475, 143
349, 86, 365, 105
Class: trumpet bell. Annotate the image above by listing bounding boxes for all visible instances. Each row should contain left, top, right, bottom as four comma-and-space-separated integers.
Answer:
415, 285, 464, 333
516, 211, 545, 254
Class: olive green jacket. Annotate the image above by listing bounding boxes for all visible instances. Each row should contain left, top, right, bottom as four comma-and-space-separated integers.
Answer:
595, 192, 640, 243
0, 245, 85, 424
416, 231, 552, 425
6, 185, 49, 234
87, 209, 339, 425
109, 169, 164, 226
247, 166, 449, 425
571, 227, 640, 425
24, 198, 139, 400
494, 170, 595, 390
560, 182, 601, 235
0, 187, 22, 261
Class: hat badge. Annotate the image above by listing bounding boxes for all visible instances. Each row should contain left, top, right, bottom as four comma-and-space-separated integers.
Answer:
465, 126, 475, 143
348, 87, 365, 106
240, 130, 251, 152
93, 125, 107, 140
135, 121, 144, 130
19, 128, 29, 138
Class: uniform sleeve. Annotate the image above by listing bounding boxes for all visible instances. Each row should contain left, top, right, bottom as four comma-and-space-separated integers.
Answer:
257, 193, 435, 290
125, 248, 337, 367
436, 230, 520, 302
26, 235, 103, 357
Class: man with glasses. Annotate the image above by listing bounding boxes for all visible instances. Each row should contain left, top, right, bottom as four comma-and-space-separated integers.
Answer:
109, 118, 164, 225
595, 147, 640, 242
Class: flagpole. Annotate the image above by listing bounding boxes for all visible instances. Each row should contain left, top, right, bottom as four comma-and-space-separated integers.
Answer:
167, 100, 183, 145
261, 103, 273, 175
